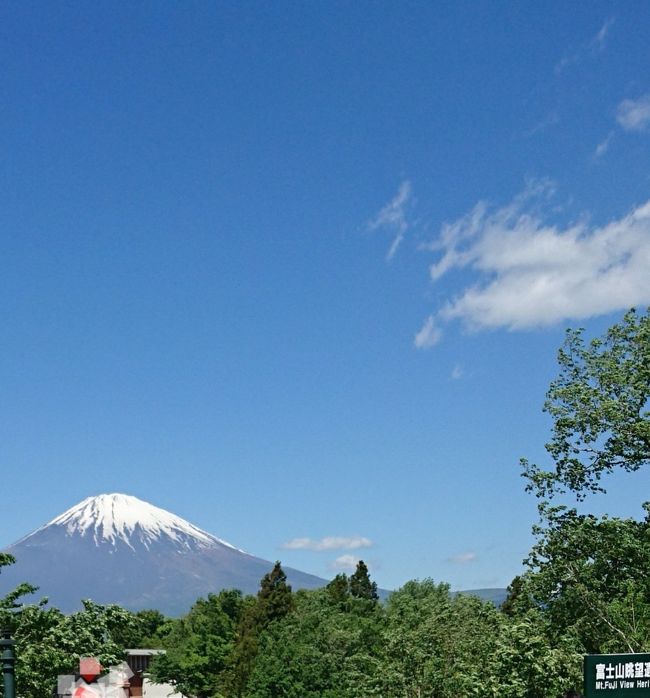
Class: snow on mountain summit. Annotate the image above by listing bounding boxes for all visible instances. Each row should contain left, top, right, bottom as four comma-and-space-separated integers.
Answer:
39, 493, 238, 551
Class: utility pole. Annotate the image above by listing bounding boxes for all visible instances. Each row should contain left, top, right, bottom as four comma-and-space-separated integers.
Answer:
0, 628, 16, 698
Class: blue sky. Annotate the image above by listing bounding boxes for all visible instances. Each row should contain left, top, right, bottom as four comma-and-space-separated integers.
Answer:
1, 1, 649, 592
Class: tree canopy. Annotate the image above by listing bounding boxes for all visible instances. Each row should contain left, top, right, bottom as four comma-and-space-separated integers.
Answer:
522, 307, 649, 500
515, 307, 650, 661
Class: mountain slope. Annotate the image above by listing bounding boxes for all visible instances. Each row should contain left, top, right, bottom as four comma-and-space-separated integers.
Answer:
0, 493, 326, 616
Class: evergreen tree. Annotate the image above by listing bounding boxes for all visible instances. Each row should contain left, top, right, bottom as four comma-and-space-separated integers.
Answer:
501, 575, 534, 618
257, 561, 294, 623
349, 561, 378, 601
325, 573, 350, 606
226, 562, 294, 696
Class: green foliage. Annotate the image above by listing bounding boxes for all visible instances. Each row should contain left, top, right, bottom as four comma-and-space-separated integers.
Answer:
1, 600, 132, 698
150, 590, 245, 698
487, 611, 582, 698
522, 307, 649, 500
244, 587, 384, 698
381, 580, 500, 698
110, 608, 172, 649
257, 561, 294, 623
517, 309, 650, 662
501, 575, 535, 618
225, 562, 294, 697
325, 573, 350, 607
0, 553, 38, 619
524, 503, 650, 654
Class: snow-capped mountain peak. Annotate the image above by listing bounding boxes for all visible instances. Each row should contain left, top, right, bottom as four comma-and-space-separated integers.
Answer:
38, 493, 237, 551
1, 492, 328, 615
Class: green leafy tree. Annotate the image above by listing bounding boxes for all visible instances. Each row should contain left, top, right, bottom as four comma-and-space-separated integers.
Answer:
150, 590, 244, 698
0, 553, 38, 621
487, 611, 582, 698
0, 599, 133, 698
381, 580, 501, 698
514, 308, 650, 692
111, 608, 172, 649
522, 307, 649, 500
245, 587, 384, 698
524, 503, 650, 654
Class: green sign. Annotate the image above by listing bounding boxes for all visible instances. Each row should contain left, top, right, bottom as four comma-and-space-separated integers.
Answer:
585, 654, 650, 696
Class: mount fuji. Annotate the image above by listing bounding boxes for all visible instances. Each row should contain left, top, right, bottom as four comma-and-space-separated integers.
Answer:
0, 493, 327, 616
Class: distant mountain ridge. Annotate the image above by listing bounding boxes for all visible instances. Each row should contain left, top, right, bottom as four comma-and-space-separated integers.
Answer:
454, 588, 508, 606
0, 493, 507, 615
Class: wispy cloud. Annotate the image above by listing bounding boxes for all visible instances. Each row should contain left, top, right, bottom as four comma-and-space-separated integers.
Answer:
591, 17, 615, 50
329, 554, 360, 571
416, 182, 650, 345
414, 315, 442, 349
523, 111, 560, 138
594, 131, 614, 158
450, 364, 463, 380
555, 17, 615, 74
617, 94, 650, 132
447, 551, 477, 564
368, 181, 412, 261
281, 535, 373, 552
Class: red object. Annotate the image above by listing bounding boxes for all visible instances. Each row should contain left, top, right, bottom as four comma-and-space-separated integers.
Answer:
72, 686, 101, 697
79, 657, 102, 683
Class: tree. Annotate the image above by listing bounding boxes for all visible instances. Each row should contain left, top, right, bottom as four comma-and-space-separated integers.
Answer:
110, 608, 171, 649
0, 600, 133, 698
487, 611, 582, 698
257, 561, 294, 623
245, 587, 384, 698
226, 562, 294, 697
325, 573, 350, 607
150, 590, 244, 698
522, 307, 649, 500
524, 503, 650, 654
349, 561, 378, 601
501, 575, 535, 618
0, 553, 38, 621
516, 308, 650, 659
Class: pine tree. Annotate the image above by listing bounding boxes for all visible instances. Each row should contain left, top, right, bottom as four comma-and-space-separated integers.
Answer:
257, 561, 294, 623
326, 573, 351, 606
226, 562, 294, 696
349, 560, 378, 601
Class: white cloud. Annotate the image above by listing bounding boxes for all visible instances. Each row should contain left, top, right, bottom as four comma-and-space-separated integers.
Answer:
451, 364, 463, 380
368, 181, 412, 261
281, 535, 373, 552
329, 554, 360, 571
523, 111, 560, 138
590, 17, 615, 50
617, 94, 650, 132
418, 184, 650, 342
594, 131, 614, 158
414, 315, 442, 349
448, 551, 477, 564
555, 17, 615, 74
